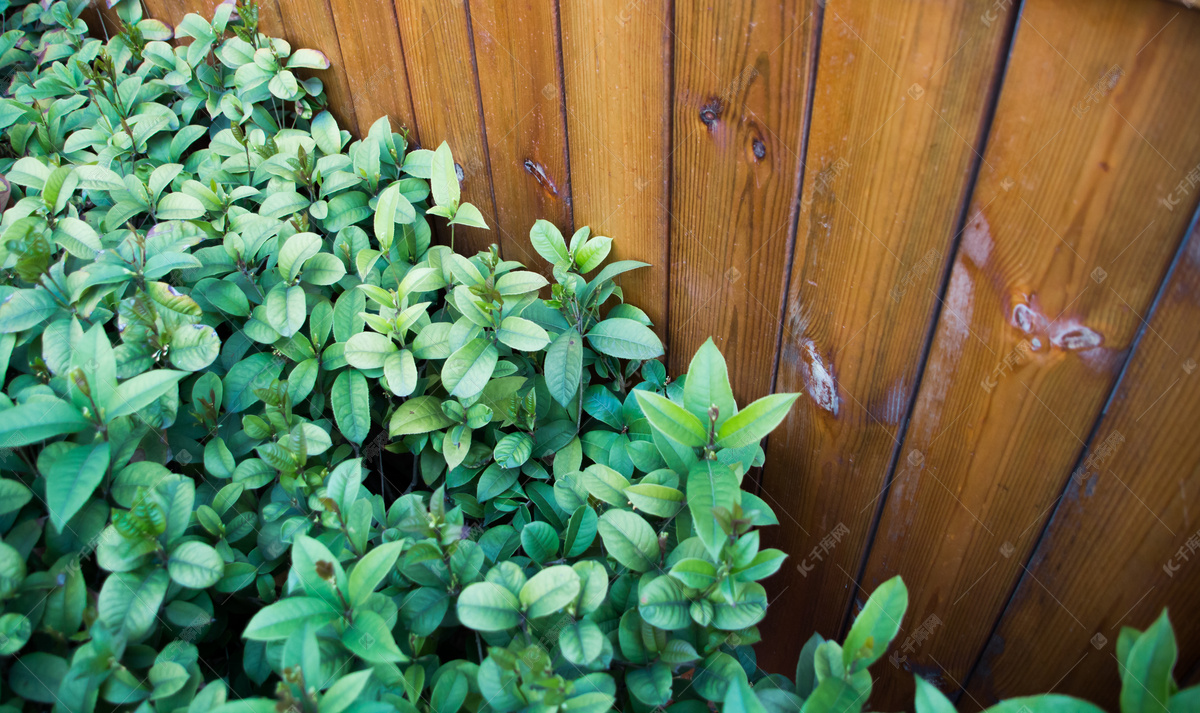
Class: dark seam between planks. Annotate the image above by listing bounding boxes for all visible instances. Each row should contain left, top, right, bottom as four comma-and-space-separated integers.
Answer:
958, 197, 1200, 704
663, 0, 676, 358
835, 0, 1025, 662
461, 0, 504, 260
755, 0, 825, 498
550, 0, 575, 234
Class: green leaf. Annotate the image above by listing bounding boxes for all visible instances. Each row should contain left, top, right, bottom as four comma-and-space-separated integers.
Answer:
685, 337, 738, 428
46, 441, 110, 530
638, 575, 690, 630
560, 619, 605, 666
586, 318, 664, 360
723, 676, 769, 713
97, 570, 169, 640
331, 371, 370, 445
442, 338, 498, 399
457, 581, 521, 631
278, 232, 322, 281
0, 479, 32, 515
497, 316, 550, 351
1120, 609, 1176, 713
345, 331, 398, 369
982, 696, 1106, 713
0, 399, 90, 449
391, 395, 455, 436
716, 392, 801, 449
545, 330, 584, 407
520, 521, 559, 563
344, 609, 408, 662
913, 676, 955, 713
301, 253, 346, 285
169, 324, 220, 371
449, 201, 489, 229
628, 661, 673, 707
311, 111, 341, 155
431, 141, 460, 208
320, 671, 372, 713
842, 575, 908, 671
519, 564, 580, 618
624, 483, 684, 518
597, 510, 659, 572
0, 288, 58, 333
688, 460, 739, 559
634, 390, 707, 447
168, 541, 225, 589
799, 677, 863, 713
244, 597, 339, 640
796, 632, 824, 698
106, 370, 187, 419
348, 540, 404, 608
157, 193, 206, 219
530, 219, 569, 265
383, 349, 418, 397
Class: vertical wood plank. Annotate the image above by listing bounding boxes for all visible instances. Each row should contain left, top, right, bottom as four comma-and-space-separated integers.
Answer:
468, 0, 573, 268
667, 0, 817, 401
755, 0, 1017, 675
327, 0, 417, 138
856, 0, 1200, 707
963, 226, 1200, 709
270, 0, 359, 132
559, 0, 670, 333
392, 0, 498, 256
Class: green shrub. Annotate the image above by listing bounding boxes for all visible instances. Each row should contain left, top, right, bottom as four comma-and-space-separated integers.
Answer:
0, 2, 1194, 713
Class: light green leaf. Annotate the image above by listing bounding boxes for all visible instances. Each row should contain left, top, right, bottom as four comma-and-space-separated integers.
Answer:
1121, 609, 1176, 713
530, 219, 569, 265
348, 540, 404, 608
244, 597, 339, 640
634, 390, 707, 447
497, 317, 550, 351
457, 582, 520, 631
442, 338, 497, 399
597, 510, 658, 572
46, 441, 110, 530
331, 371, 370, 445
842, 575, 908, 671
519, 564, 580, 619
684, 337, 738, 428
688, 459, 739, 558
431, 141, 459, 208
106, 370, 187, 419
545, 330, 584, 407
390, 395, 455, 436
167, 541, 225, 589
586, 318, 664, 360
716, 392, 800, 449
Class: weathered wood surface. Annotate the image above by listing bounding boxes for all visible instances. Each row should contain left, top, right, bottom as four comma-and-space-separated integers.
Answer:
558, 0, 671, 336
666, 0, 817, 399
469, 0, 574, 269
856, 0, 1200, 707
963, 223, 1200, 708
756, 0, 1017, 677
392, 0, 497, 255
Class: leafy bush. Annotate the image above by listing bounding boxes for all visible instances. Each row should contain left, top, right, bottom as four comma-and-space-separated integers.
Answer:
0, 2, 1195, 713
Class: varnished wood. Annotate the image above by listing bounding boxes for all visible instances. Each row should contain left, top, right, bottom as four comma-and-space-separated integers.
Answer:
326, 0, 417, 139
857, 0, 1200, 707
756, 0, 1016, 677
468, 0, 573, 270
963, 225, 1200, 709
558, 0, 671, 334
667, 0, 817, 402
392, 0, 498, 256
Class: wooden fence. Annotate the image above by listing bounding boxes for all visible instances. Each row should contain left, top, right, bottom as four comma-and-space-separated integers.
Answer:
130, 0, 1200, 709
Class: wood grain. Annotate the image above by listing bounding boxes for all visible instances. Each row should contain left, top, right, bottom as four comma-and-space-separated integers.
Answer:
962, 225, 1200, 709
392, 0, 498, 256
666, 0, 817, 402
327, 0, 417, 138
855, 0, 1200, 708
558, 0, 671, 334
755, 0, 1016, 676
468, 0, 573, 269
